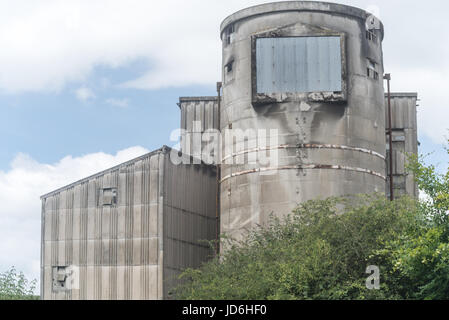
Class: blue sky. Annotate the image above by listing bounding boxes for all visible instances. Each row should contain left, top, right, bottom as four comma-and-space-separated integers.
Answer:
0, 0, 448, 290
0, 82, 216, 170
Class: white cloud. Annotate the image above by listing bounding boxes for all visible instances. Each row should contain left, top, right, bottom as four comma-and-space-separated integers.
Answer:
106, 98, 129, 108
0, 0, 447, 144
75, 86, 95, 102
0, 0, 261, 94
0, 146, 149, 291
387, 66, 449, 145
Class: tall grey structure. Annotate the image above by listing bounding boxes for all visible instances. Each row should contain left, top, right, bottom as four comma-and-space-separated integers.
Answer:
41, 2, 420, 300
219, 2, 387, 241
386, 93, 419, 199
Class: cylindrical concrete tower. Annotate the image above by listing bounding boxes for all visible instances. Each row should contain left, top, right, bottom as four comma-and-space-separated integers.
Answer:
219, 1, 386, 240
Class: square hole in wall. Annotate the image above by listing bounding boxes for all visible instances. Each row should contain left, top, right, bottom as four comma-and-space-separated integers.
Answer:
52, 266, 68, 292
99, 188, 117, 206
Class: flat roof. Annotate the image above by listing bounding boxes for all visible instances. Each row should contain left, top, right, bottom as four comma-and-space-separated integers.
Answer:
177, 96, 218, 108
220, 1, 384, 40
386, 92, 418, 98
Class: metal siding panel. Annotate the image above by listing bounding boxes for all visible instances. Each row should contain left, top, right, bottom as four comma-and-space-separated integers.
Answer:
385, 94, 418, 198
256, 36, 342, 94
41, 150, 164, 300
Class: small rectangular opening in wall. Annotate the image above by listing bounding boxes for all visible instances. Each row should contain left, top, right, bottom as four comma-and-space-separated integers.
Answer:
366, 29, 377, 42
225, 61, 233, 73
224, 60, 234, 84
52, 266, 68, 292
225, 24, 235, 46
99, 188, 117, 206
367, 59, 378, 80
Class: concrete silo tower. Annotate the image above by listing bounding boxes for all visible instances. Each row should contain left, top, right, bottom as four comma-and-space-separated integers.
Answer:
219, 2, 386, 240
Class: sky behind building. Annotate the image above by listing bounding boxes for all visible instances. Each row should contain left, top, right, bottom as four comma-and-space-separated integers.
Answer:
0, 0, 448, 288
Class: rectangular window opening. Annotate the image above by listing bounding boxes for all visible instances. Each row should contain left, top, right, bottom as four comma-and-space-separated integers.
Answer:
100, 188, 117, 207
367, 59, 378, 80
255, 36, 343, 95
225, 61, 233, 73
225, 24, 235, 46
366, 29, 377, 42
224, 60, 235, 84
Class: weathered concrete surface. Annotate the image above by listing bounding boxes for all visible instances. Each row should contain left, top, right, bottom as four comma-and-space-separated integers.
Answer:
220, 1, 386, 242
40, 147, 217, 300
385, 93, 419, 199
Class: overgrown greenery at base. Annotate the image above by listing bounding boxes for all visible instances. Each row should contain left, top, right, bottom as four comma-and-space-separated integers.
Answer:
175, 141, 449, 300
0, 267, 38, 300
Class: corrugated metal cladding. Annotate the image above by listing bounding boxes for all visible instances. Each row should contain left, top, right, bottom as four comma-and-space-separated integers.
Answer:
179, 97, 219, 157
385, 93, 419, 198
40, 146, 217, 300
256, 36, 342, 94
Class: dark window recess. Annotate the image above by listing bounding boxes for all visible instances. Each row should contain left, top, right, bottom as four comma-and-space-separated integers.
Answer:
52, 266, 68, 292
367, 59, 379, 80
225, 61, 233, 73
224, 61, 235, 84
100, 188, 117, 206
225, 24, 235, 45
366, 30, 377, 42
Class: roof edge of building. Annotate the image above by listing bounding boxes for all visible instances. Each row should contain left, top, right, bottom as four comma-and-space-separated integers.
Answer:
41, 146, 215, 199
177, 96, 218, 108
386, 92, 418, 98
220, 1, 384, 40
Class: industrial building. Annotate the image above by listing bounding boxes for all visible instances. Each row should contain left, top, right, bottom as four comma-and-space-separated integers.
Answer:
41, 1, 419, 299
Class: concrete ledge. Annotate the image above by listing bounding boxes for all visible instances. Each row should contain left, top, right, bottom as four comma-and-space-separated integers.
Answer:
220, 1, 384, 40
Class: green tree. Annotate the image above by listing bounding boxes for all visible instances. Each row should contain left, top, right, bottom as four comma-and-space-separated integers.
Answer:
406, 139, 449, 228
373, 138, 449, 299
0, 267, 38, 300
175, 138, 449, 300
175, 195, 420, 300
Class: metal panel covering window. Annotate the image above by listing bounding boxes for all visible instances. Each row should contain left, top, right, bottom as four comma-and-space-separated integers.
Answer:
256, 36, 342, 94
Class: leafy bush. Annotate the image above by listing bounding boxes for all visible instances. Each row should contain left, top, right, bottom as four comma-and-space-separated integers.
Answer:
175, 139, 448, 300
175, 195, 420, 300
0, 267, 38, 300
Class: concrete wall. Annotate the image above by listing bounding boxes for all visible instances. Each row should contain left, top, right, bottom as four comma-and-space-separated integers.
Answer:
219, 2, 387, 241
41, 147, 217, 300
385, 93, 419, 198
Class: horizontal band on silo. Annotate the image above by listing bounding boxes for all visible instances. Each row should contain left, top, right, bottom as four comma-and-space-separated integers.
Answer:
221, 143, 386, 163
220, 164, 387, 183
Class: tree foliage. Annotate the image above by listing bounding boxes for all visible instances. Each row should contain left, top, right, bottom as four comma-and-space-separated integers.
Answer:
175, 139, 449, 300
0, 267, 38, 300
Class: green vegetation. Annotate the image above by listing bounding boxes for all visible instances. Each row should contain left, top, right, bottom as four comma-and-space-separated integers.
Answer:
175, 139, 449, 300
0, 267, 38, 300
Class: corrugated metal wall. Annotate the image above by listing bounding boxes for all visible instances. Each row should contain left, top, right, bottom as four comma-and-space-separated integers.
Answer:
179, 97, 219, 158
385, 93, 419, 198
256, 36, 342, 94
41, 147, 217, 300
162, 156, 217, 298
41, 150, 164, 300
